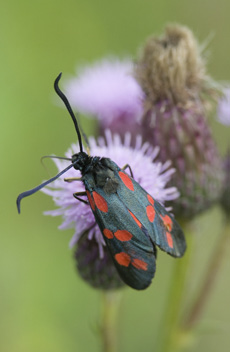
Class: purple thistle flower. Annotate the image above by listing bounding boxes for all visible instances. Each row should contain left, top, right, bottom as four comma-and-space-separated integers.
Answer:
42, 130, 179, 257
64, 58, 144, 137
217, 88, 230, 126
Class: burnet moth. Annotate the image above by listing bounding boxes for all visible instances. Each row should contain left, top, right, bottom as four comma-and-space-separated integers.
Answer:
17, 73, 186, 290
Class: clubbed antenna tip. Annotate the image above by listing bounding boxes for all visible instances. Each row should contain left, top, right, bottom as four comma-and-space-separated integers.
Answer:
54, 73, 83, 153
16, 163, 74, 214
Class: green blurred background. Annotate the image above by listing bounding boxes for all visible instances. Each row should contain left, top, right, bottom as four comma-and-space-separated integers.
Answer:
1, 1, 230, 351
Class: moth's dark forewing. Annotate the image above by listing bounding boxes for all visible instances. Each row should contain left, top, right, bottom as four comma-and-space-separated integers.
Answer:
102, 222, 156, 290
152, 201, 186, 257
95, 193, 156, 290
115, 171, 186, 258
111, 242, 156, 290
83, 172, 156, 290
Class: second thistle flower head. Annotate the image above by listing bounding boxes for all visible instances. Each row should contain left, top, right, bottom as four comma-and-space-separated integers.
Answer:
42, 131, 179, 289
135, 24, 223, 219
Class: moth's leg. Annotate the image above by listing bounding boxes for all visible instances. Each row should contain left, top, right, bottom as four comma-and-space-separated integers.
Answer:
64, 177, 82, 183
121, 164, 134, 178
73, 191, 88, 205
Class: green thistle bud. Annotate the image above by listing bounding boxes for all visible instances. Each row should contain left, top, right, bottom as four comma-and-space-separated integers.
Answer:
75, 232, 124, 290
135, 24, 223, 219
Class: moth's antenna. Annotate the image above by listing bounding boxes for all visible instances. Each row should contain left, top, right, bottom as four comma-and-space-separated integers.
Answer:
77, 114, 90, 152
16, 163, 74, 214
40, 156, 72, 178
54, 73, 83, 153
41, 155, 72, 162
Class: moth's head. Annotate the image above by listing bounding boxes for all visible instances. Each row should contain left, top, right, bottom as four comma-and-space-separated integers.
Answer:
72, 151, 90, 171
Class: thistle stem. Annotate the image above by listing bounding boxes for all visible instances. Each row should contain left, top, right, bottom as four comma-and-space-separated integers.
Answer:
101, 290, 122, 352
183, 217, 230, 329
156, 222, 193, 352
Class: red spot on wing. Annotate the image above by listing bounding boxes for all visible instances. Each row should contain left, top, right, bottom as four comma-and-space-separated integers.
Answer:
115, 252, 131, 267
166, 231, 173, 248
132, 258, 148, 271
114, 230, 133, 241
147, 194, 154, 205
146, 205, 156, 222
93, 192, 108, 213
103, 229, 114, 239
161, 215, 173, 231
86, 190, 95, 211
119, 171, 134, 191
128, 210, 142, 228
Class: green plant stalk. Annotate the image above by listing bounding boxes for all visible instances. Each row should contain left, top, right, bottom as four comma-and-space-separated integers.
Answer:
101, 290, 122, 352
156, 222, 193, 352
183, 217, 230, 329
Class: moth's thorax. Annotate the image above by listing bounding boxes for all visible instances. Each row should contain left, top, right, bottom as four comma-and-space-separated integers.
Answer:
82, 157, 120, 194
